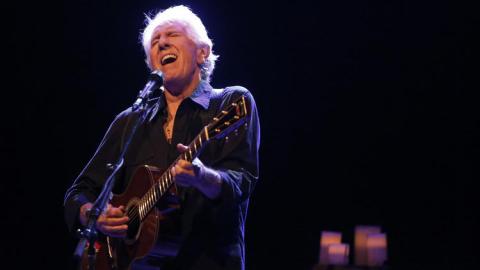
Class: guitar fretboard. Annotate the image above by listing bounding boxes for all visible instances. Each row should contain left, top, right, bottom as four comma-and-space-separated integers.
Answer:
136, 126, 210, 220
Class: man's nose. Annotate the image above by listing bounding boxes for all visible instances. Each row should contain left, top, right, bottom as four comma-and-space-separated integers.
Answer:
158, 36, 170, 50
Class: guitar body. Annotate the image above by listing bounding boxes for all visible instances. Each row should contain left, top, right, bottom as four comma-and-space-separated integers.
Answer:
82, 165, 166, 270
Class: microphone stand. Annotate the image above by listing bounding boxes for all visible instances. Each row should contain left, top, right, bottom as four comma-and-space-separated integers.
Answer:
73, 72, 162, 269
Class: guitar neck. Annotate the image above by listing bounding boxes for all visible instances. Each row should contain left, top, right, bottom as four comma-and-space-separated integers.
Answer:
135, 95, 248, 221
136, 127, 211, 220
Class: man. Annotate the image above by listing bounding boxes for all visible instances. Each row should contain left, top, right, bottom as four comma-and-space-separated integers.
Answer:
64, 5, 260, 270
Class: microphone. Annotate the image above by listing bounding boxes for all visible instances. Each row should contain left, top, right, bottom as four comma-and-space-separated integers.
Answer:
132, 70, 163, 111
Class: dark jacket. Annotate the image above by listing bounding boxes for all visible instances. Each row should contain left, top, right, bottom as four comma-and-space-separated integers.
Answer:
64, 81, 260, 270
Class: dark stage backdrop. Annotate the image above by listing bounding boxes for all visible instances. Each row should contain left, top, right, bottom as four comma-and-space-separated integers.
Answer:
8, 0, 478, 269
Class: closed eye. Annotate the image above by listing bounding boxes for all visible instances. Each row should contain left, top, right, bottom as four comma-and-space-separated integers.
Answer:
150, 31, 181, 47
151, 35, 160, 47
168, 31, 181, 37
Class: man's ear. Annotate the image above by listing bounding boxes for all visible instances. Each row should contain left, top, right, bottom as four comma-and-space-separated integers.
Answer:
197, 45, 210, 65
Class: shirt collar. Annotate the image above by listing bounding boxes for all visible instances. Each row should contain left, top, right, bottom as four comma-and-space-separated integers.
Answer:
149, 80, 212, 122
188, 80, 212, 110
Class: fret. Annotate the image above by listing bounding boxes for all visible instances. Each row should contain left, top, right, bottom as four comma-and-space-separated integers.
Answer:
166, 173, 171, 188
145, 192, 150, 209
144, 194, 148, 211
159, 177, 165, 194
142, 200, 146, 218
157, 177, 161, 195
167, 171, 172, 185
147, 191, 152, 208
160, 176, 165, 193
142, 203, 146, 219
143, 198, 147, 216
138, 204, 141, 219
152, 187, 155, 201
144, 202, 147, 218
165, 173, 170, 188
204, 126, 209, 140
164, 175, 169, 192
147, 192, 151, 209
188, 148, 193, 161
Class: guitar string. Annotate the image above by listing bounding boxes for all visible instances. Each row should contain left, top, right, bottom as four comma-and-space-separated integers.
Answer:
123, 119, 239, 222
123, 138, 199, 223
119, 102, 242, 224
125, 174, 174, 222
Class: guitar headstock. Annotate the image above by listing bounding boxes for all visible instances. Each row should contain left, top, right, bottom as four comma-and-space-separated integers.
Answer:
207, 95, 248, 140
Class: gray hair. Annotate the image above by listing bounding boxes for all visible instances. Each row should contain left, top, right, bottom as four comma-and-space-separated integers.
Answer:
141, 5, 219, 82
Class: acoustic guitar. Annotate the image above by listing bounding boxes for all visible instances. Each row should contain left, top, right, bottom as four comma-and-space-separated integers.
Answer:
81, 95, 249, 270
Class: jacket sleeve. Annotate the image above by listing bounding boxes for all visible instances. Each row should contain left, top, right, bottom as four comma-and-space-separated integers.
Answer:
211, 87, 261, 205
63, 110, 130, 233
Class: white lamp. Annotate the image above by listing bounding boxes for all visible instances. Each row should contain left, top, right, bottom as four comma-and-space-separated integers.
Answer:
319, 231, 342, 265
327, 243, 350, 266
366, 233, 388, 267
354, 225, 381, 266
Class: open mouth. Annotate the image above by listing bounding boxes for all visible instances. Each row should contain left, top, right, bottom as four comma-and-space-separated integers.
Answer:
161, 54, 177, 65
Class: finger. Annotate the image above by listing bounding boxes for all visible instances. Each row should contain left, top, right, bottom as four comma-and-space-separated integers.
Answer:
98, 216, 129, 226
176, 160, 193, 170
106, 206, 126, 217
174, 164, 194, 176
101, 224, 128, 233
176, 143, 188, 153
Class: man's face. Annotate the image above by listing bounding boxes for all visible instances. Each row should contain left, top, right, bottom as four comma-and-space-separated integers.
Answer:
149, 22, 206, 87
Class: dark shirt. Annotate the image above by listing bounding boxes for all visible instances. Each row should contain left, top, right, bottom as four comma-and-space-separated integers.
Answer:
64, 81, 260, 270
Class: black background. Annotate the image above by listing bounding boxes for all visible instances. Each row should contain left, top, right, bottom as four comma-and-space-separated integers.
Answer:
7, 0, 478, 269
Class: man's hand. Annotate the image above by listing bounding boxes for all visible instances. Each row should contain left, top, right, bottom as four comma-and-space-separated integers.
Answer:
171, 143, 222, 199
79, 203, 129, 238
